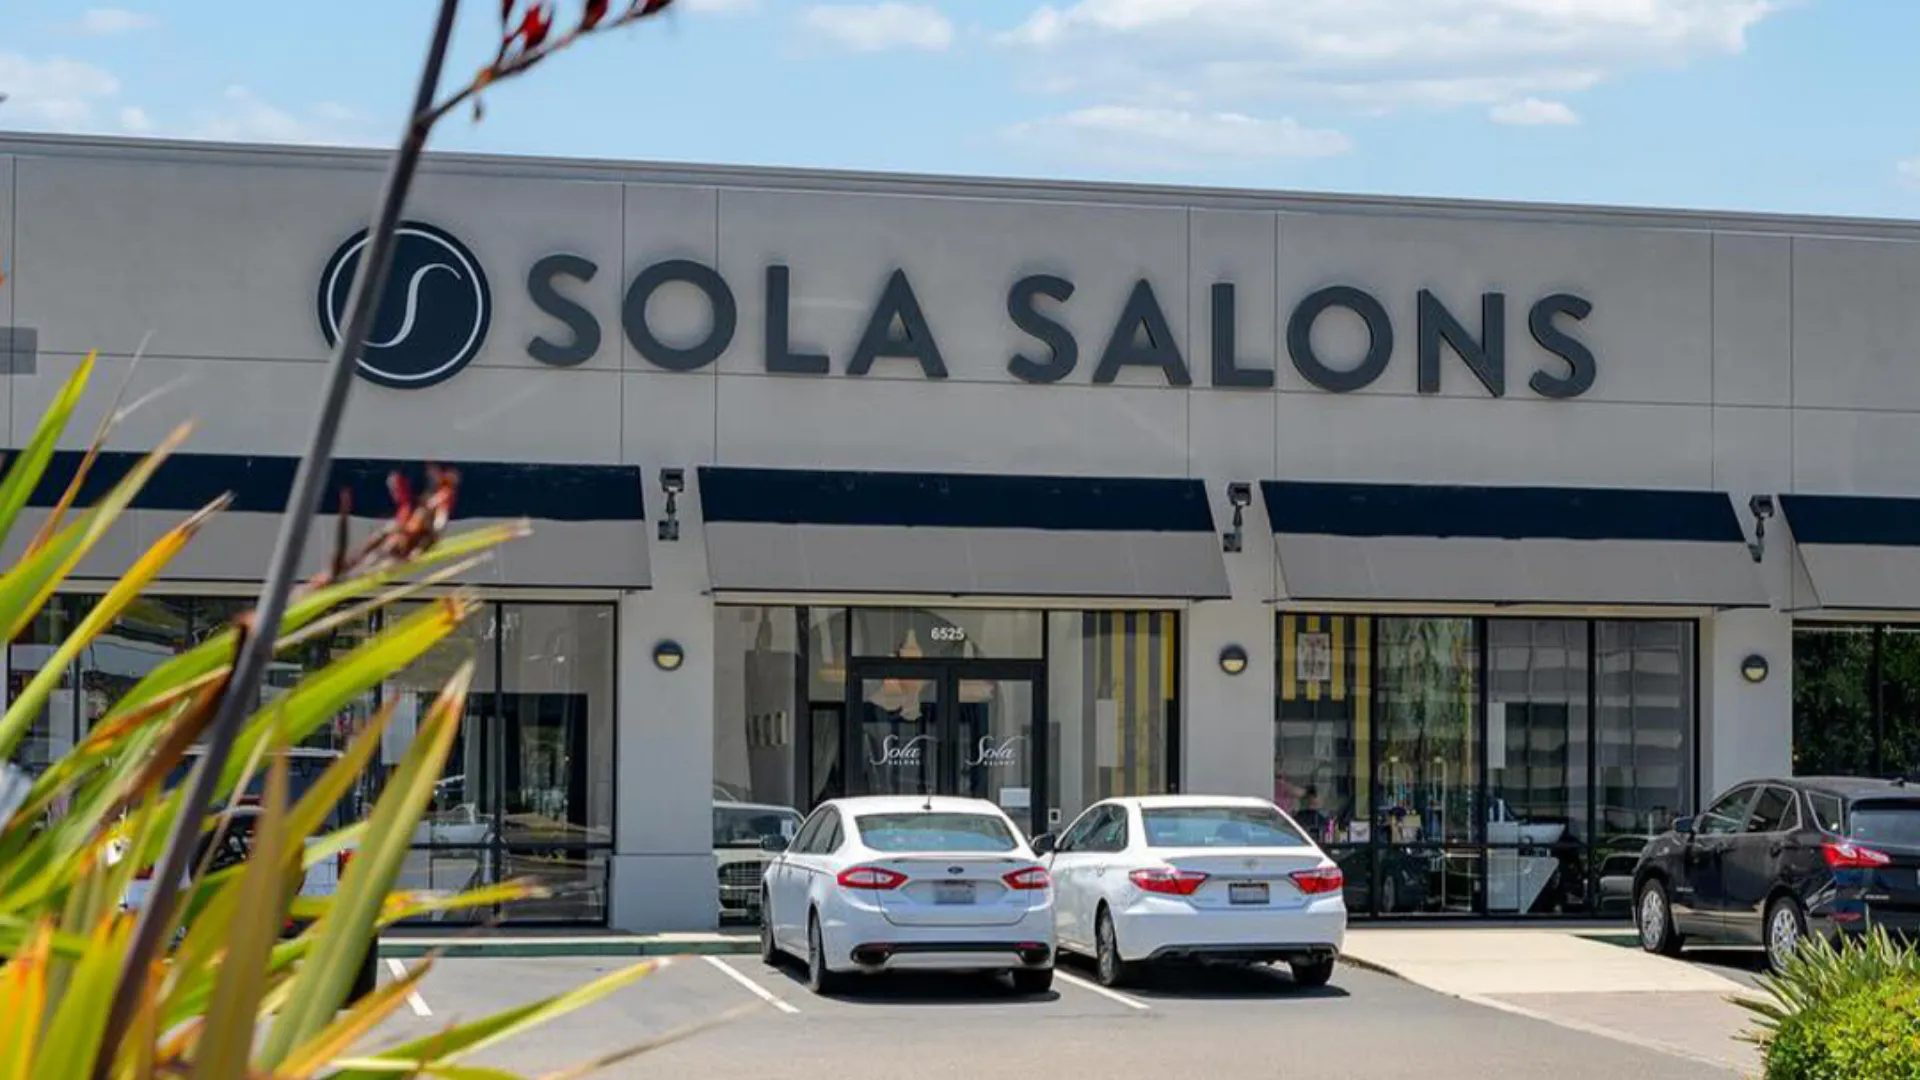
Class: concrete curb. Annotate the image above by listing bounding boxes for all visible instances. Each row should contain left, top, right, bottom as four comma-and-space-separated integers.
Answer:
378, 937, 760, 959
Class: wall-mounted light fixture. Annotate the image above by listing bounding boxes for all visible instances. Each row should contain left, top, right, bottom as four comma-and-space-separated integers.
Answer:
1746, 494, 1774, 564
658, 468, 685, 542
653, 639, 686, 671
1741, 653, 1770, 684
1223, 482, 1252, 553
1219, 644, 1249, 675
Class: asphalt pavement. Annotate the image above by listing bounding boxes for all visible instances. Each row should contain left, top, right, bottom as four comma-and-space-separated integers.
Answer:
358, 954, 1742, 1079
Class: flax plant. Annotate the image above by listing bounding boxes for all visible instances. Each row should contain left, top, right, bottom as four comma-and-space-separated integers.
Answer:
0, 3, 752, 1077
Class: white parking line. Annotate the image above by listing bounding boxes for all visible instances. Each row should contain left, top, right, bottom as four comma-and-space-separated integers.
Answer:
386, 958, 433, 1018
1054, 970, 1149, 1011
703, 955, 801, 1014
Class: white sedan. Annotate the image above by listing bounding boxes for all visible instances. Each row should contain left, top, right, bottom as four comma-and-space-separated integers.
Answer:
757, 795, 1057, 995
1036, 795, 1346, 988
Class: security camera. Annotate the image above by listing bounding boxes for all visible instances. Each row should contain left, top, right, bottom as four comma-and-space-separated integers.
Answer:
660, 468, 685, 495
1749, 494, 1774, 520
1227, 482, 1253, 508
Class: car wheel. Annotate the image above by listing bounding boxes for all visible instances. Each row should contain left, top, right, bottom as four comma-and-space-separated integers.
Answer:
1636, 879, 1684, 957
758, 895, 779, 965
806, 913, 843, 995
1094, 907, 1137, 989
1764, 895, 1808, 973
1010, 967, 1054, 995
1290, 957, 1336, 989
349, 944, 378, 1004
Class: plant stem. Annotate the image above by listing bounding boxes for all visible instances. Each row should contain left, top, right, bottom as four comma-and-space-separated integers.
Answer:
93, 1, 465, 1069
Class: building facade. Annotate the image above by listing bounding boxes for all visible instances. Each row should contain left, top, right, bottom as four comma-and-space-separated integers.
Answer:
1, 132, 1915, 930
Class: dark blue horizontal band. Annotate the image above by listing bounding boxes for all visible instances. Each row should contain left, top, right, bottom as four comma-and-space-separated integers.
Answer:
17, 450, 644, 523
699, 467, 1216, 532
1781, 494, 1920, 547
1262, 481, 1745, 543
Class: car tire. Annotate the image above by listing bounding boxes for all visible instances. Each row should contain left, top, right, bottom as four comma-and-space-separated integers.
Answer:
806, 913, 844, 996
1764, 894, 1808, 973
1290, 957, 1336, 989
758, 895, 780, 965
1094, 907, 1139, 989
349, 944, 378, 1004
1636, 878, 1684, 958
1010, 967, 1054, 995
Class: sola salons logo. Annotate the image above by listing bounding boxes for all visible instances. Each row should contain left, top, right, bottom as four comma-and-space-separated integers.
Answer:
317, 220, 491, 389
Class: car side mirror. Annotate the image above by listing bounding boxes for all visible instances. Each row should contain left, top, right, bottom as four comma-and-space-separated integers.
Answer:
759, 835, 788, 853
1031, 833, 1056, 856
1672, 816, 1695, 836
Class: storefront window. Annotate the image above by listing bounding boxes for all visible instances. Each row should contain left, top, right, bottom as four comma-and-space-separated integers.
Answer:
6, 597, 84, 781
1047, 611, 1178, 833
377, 600, 616, 924
1487, 619, 1589, 915
1375, 617, 1480, 914
1594, 620, 1694, 915
1276, 612, 1697, 919
1794, 623, 1920, 778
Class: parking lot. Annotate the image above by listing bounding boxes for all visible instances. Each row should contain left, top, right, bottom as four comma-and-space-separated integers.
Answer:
360, 952, 1742, 1079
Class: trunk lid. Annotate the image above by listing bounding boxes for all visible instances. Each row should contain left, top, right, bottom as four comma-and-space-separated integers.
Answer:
1844, 798, 1920, 912
1154, 847, 1329, 911
871, 854, 1045, 927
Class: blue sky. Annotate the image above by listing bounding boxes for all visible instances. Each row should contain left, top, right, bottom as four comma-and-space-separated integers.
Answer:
2, 0, 1916, 218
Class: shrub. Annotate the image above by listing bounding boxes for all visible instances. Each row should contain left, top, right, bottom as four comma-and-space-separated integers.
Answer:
1762, 976, 1920, 1080
1736, 926, 1920, 1079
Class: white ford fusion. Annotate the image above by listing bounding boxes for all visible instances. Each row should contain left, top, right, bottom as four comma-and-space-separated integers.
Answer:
1037, 795, 1346, 988
757, 795, 1056, 995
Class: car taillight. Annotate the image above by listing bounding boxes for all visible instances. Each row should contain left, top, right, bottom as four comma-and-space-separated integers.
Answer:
337, 849, 354, 877
1290, 867, 1345, 895
1003, 867, 1050, 890
1824, 841, 1892, 869
836, 866, 908, 890
1129, 867, 1209, 896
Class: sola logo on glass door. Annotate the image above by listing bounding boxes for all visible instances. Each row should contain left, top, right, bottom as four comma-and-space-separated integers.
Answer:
965, 735, 1025, 769
871, 734, 934, 768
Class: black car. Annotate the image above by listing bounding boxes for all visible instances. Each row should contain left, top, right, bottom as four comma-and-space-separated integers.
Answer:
1632, 776, 1920, 970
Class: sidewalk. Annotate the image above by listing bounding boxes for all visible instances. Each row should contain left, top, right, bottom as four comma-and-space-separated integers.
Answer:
378, 928, 758, 958
1342, 928, 1762, 1076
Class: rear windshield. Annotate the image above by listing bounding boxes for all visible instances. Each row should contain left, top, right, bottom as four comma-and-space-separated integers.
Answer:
1848, 799, 1920, 848
1141, 806, 1311, 849
713, 807, 801, 848
854, 812, 1017, 853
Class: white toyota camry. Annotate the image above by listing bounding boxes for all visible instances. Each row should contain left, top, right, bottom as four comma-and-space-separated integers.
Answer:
757, 795, 1056, 995
1036, 795, 1346, 988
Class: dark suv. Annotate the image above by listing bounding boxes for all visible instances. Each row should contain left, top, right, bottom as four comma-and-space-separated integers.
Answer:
1632, 777, 1920, 970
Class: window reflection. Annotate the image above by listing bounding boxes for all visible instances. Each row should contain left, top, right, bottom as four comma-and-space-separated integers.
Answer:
1275, 612, 1698, 919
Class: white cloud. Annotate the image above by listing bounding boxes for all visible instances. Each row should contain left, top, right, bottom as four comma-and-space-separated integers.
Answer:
1002, 0, 1781, 114
0, 53, 121, 129
117, 105, 152, 132
77, 8, 157, 35
1490, 97, 1579, 125
802, 3, 955, 52
1004, 106, 1351, 167
187, 86, 373, 147
1898, 157, 1920, 189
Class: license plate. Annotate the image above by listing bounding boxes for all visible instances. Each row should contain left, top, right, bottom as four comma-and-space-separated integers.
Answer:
1228, 882, 1269, 905
934, 881, 975, 905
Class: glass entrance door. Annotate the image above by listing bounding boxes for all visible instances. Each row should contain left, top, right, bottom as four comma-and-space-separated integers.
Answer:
848, 660, 1046, 834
